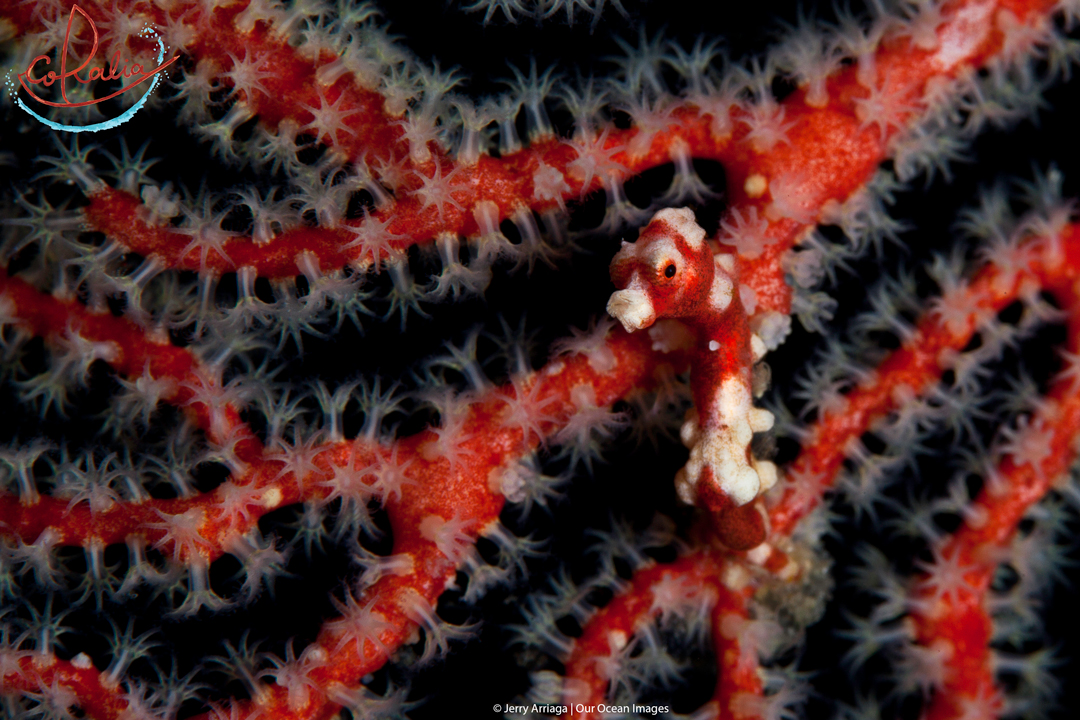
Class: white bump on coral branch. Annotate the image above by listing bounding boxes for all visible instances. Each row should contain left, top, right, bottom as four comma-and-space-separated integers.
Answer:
744, 174, 769, 198
260, 487, 283, 508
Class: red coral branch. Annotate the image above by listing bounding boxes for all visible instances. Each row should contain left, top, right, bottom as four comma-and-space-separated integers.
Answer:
58, 0, 1059, 298
562, 549, 761, 719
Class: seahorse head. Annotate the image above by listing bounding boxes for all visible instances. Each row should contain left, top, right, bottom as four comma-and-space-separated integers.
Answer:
607, 207, 717, 332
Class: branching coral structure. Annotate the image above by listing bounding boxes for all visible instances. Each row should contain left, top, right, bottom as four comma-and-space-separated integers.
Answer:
1, 0, 1080, 719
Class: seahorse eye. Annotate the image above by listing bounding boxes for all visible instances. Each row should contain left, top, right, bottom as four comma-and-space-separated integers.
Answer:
664, 263, 677, 278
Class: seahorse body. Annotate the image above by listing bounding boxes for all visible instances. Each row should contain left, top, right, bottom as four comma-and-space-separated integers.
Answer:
607, 207, 777, 550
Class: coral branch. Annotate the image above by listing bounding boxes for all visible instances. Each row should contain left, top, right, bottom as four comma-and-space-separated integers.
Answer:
562, 550, 760, 719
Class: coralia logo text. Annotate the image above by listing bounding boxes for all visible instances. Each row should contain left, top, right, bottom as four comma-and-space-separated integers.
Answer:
11, 3, 178, 132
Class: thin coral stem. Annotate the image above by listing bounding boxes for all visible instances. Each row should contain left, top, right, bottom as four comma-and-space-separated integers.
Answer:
1, 654, 132, 720
1, 267, 687, 559
770, 222, 1080, 537
0, 270, 242, 441
910, 240, 1080, 720
561, 549, 761, 719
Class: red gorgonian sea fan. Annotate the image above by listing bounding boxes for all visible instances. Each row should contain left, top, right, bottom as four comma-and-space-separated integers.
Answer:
1, 0, 1080, 718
